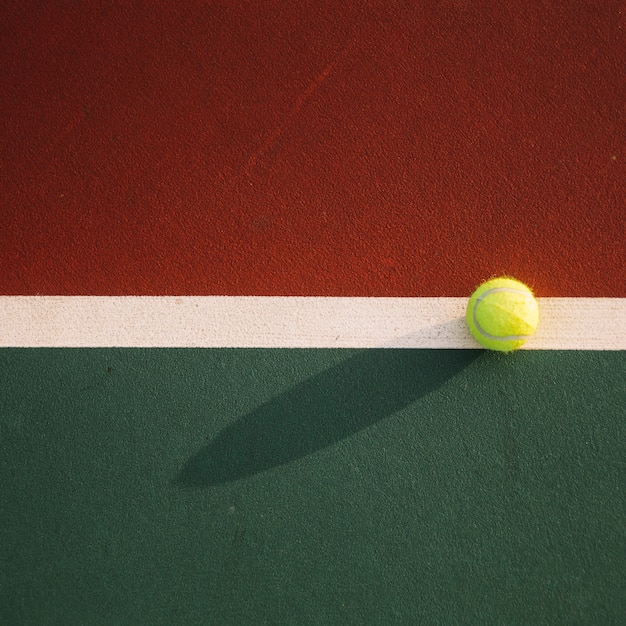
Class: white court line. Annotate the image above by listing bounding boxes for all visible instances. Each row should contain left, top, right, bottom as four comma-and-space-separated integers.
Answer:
0, 296, 625, 349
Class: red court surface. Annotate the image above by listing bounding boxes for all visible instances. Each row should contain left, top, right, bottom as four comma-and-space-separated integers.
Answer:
2, 1, 625, 297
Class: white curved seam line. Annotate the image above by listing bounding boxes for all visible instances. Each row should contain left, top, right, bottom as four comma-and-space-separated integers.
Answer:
473, 288, 536, 342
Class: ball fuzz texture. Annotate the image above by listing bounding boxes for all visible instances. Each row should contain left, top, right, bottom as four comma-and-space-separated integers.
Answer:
466, 277, 539, 352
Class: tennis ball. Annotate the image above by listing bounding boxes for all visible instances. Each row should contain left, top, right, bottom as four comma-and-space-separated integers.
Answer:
466, 277, 539, 352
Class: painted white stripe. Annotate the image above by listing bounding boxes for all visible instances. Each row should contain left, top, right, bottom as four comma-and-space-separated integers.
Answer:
0, 296, 624, 349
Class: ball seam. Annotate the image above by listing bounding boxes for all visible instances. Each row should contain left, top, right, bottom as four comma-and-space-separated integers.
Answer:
473, 287, 536, 342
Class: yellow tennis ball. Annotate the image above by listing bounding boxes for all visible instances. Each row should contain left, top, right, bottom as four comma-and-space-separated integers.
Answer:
466, 277, 539, 352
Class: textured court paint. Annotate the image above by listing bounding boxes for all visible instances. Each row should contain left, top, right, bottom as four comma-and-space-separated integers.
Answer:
2, 296, 626, 348
1, 2, 625, 297
1, 349, 625, 624
2, 4, 625, 625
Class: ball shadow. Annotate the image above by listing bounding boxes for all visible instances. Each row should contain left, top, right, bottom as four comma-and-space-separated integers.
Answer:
176, 349, 478, 487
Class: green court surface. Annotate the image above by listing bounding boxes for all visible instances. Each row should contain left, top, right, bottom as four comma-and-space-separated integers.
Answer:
1, 349, 625, 624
